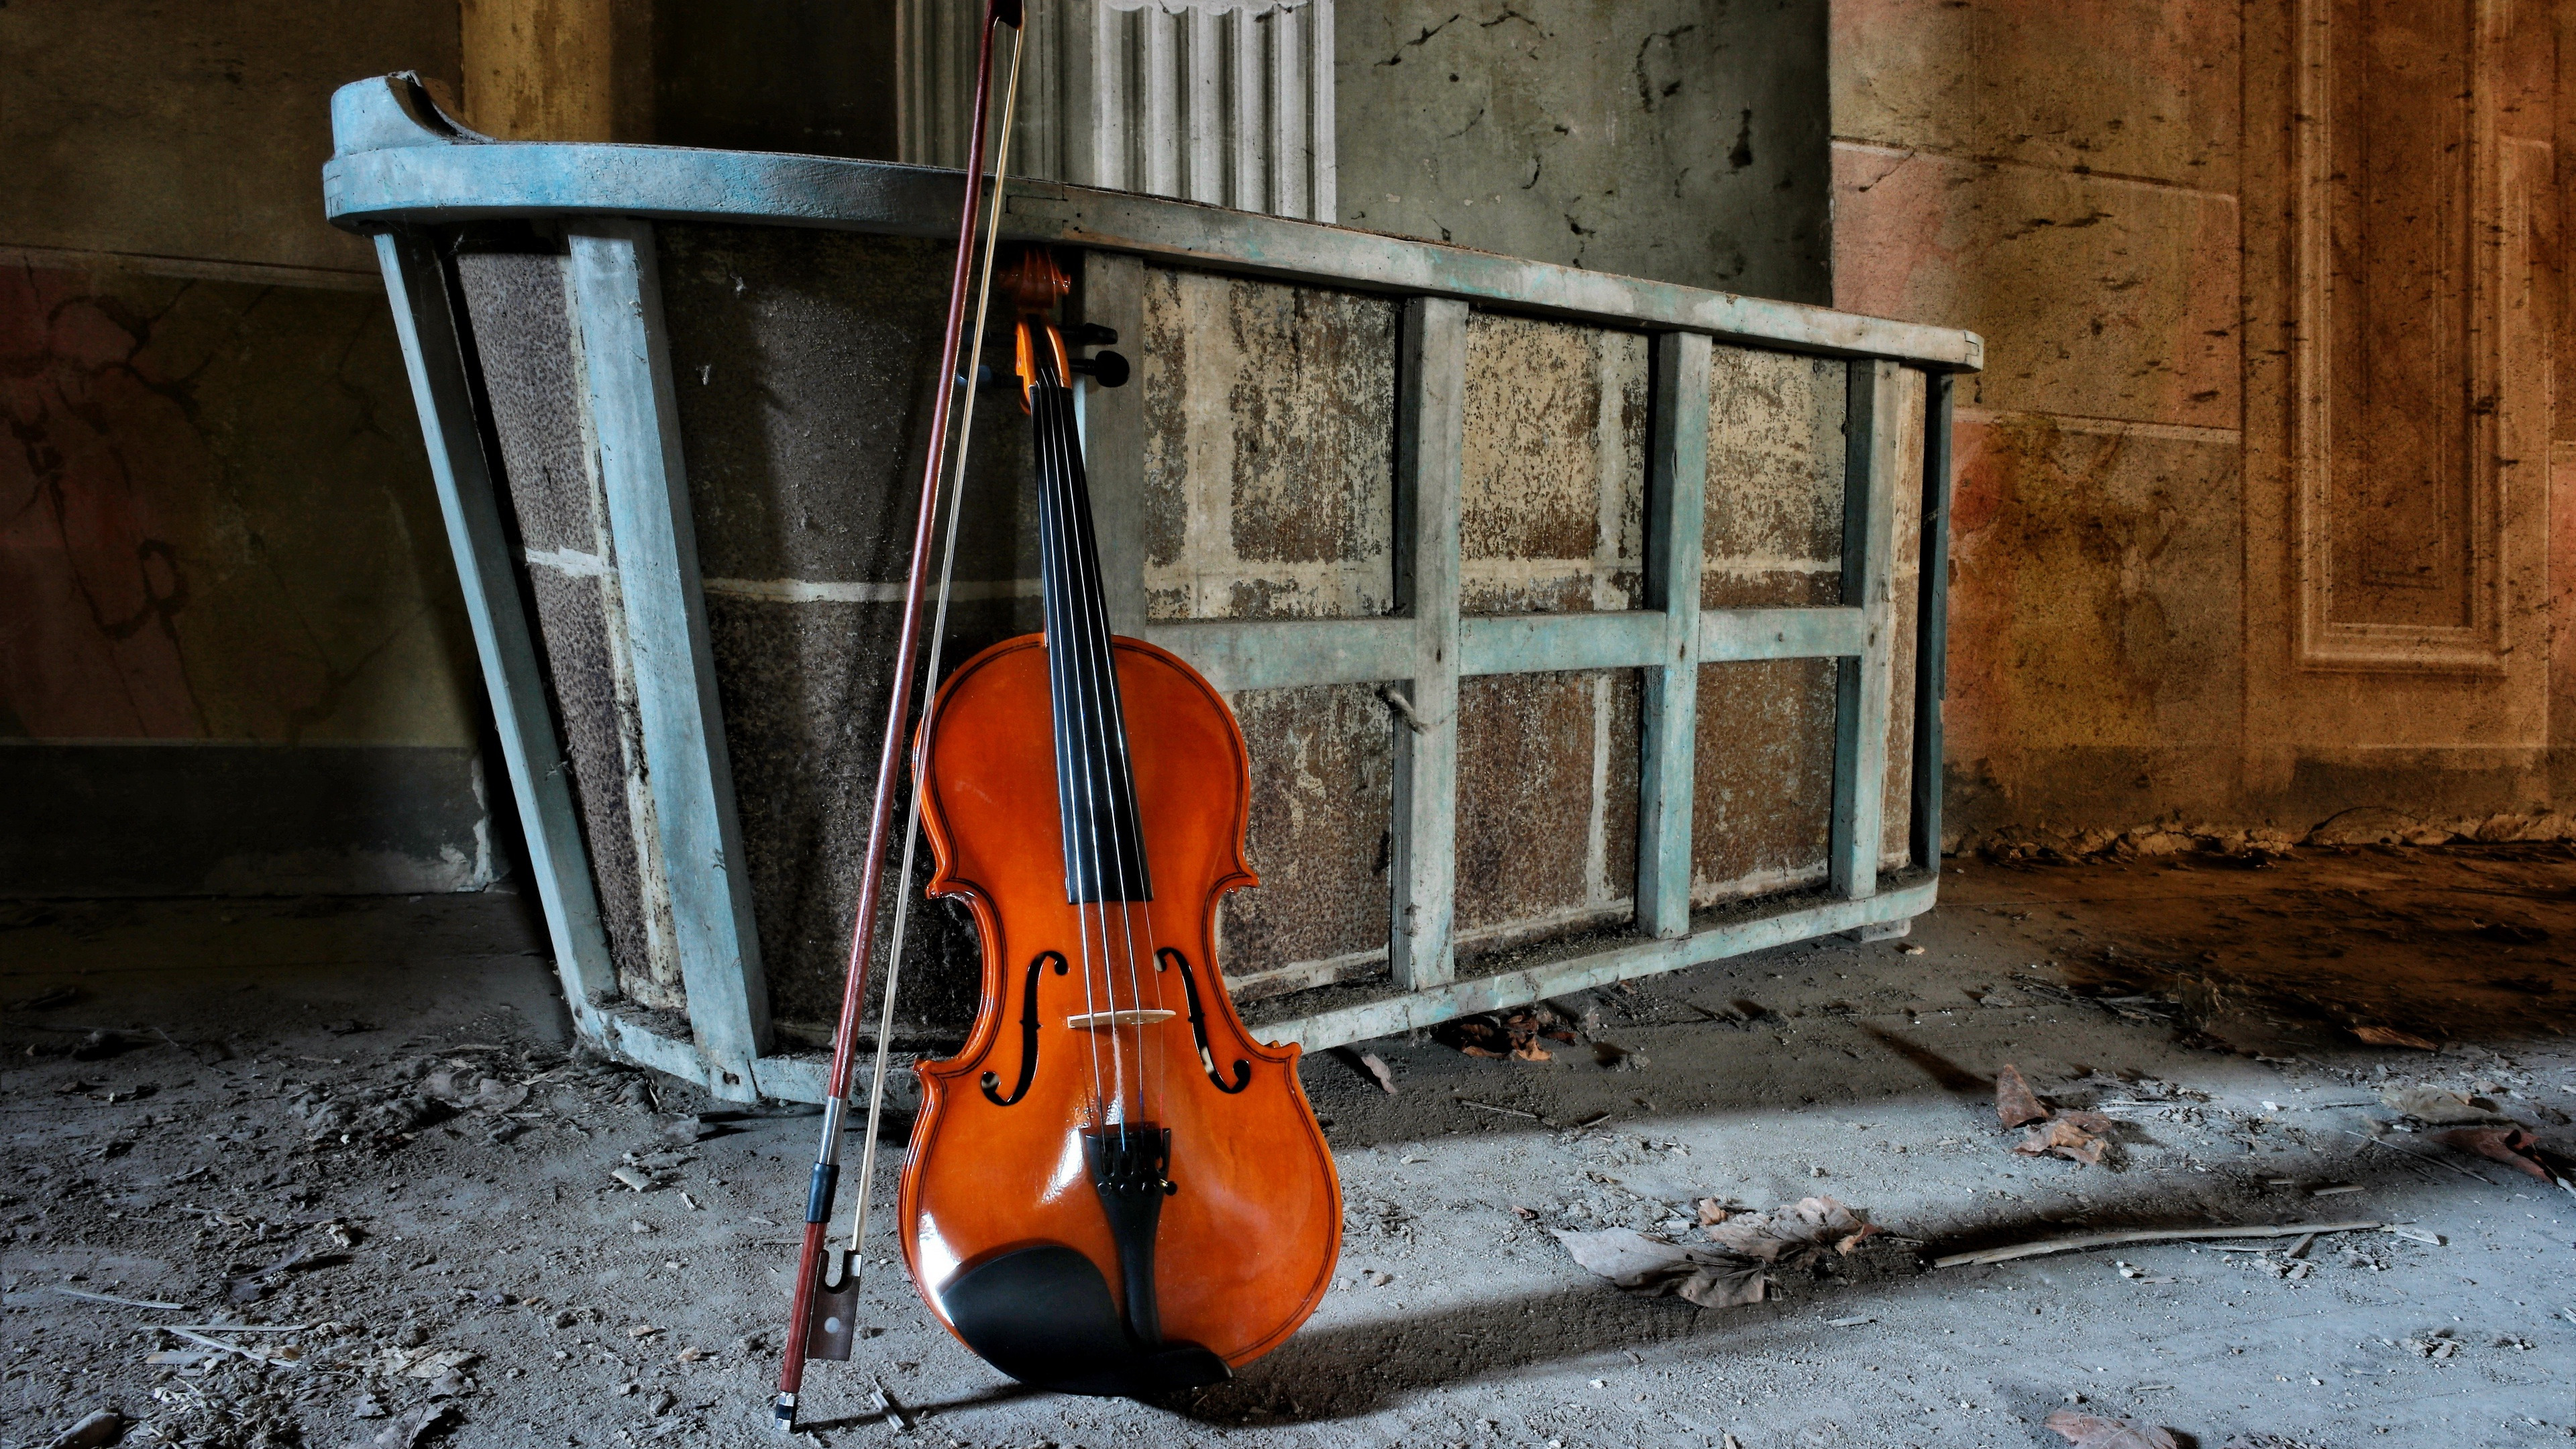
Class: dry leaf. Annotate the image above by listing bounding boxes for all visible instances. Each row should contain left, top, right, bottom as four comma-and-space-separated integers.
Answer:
2433, 1126, 2556, 1182
1459, 1045, 1503, 1060
1511, 1040, 1552, 1063
340, 1403, 460, 1449
376, 1346, 479, 1380
2043, 1409, 2180, 1449
1695, 1197, 1730, 1226
2351, 1025, 2438, 1051
1550, 1228, 1768, 1308
1996, 1063, 2049, 1128
1705, 1196, 1882, 1263
2015, 1112, 2113, 1165
2381, 1086, 2500, 1124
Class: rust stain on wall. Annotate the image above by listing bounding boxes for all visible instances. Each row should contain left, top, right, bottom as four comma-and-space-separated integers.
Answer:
1460, 312, 1646, 614
1138, 266, 1397, 620
1220, 682, 1395, 998
1704, 344, 1846, 609
1455, 669, 1641, 947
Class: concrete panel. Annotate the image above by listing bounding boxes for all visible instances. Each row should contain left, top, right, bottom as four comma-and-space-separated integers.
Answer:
1693, 658, 1837, 902
1460, 313, 1647, 614
521, 568, 657, 1010
1831, 0, 2240, 192
1704, 344, 1847, 608
1222, 682, 1396, 995
458, 246, 690, 1013
0, 262, 478, 749
453, 250, 600, 557
1138, 266, 1397, 620
1942, 412, 2245, 830
1832, 145, 2238, 429
0, 1, 460, 274
654, 225, 1033, 588
1880, 366, 1925, 867
700, 594, 1030, 1045
1337, 0, 1831, 301
1454, 669, 1639, 942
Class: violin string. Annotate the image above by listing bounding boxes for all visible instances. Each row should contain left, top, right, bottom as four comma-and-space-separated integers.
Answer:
1049, 364, 1151, 1125
1049, 361, 1124, 1124
1034, 356, 1114, 1124
1057, 359, 1150, 1124
1050, 378, 1163, 1125
841, 19, 1026, 1256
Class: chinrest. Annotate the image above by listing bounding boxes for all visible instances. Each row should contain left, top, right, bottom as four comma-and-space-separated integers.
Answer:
938, 1244, 1231, 1397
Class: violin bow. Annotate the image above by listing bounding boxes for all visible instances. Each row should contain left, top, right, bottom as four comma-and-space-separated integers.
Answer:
775, 0, 1024, 1432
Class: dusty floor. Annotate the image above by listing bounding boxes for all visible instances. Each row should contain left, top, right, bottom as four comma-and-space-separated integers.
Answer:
5, 848, 2573, 1448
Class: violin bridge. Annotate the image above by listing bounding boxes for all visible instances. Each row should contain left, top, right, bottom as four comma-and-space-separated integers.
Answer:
1064, 1009, 1178, 1030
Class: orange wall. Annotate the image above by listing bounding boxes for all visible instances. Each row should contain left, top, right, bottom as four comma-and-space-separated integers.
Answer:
1835, 0, 2569, 842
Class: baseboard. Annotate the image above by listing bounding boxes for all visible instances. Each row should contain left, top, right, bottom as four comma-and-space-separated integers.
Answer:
0, 742, 498, 898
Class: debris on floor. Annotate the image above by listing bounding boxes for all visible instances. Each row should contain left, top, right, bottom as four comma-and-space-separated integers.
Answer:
5, 855, 2570, 1446
1933, 1220, 2383, 1268
40, 1409, 125, 1449
1995, 1062, 2049, 1128
2379, 1084, 2502, 1124
1993, 1063, 2117, 1163
2015, 1110, 2115, 1165
1433, 1006, 1576, 1061
1330, 1046, 1399, 1093
2044, 1408, 2180, 1448
2432, 1124, 2572, 1189
1553, 1195, 1909, 1307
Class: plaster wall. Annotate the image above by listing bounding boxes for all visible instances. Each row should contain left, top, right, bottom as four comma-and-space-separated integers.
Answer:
1336, 0, 1831, 302
1833, 0, 2573, 841
0, 3, 489, 894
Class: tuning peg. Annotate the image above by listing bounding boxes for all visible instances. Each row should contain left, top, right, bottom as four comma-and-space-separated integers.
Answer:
1066, 323, 1118, 347
1072, 350, 1130, 388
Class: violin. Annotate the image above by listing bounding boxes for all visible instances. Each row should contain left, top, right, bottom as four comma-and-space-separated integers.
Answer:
895, 246, 1342, 1394
774, 3, 1334, 1419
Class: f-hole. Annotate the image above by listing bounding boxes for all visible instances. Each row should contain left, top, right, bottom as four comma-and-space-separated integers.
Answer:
1156, 947, 1250, 1093
981, 950, 1069, 1106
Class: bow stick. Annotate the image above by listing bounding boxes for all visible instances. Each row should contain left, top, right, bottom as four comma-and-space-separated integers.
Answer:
775, 0, 1024, 1432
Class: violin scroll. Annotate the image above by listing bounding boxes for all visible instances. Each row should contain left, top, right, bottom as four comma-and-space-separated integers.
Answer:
1004, 246, 1127, 407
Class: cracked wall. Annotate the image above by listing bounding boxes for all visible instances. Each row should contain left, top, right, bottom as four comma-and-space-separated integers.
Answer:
1833, 0, 2571, 841
1, 2, 489, 896
1336, 0, 1831, 302
0, 260, 486, 895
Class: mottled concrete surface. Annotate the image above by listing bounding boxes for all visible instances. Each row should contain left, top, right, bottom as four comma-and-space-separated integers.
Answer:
1460, 313, 1646, 616
1139, 266, 1397, 623
458, 247, 681, 1015
1338, 0, 1831, 302
8, 853, 2571, 1448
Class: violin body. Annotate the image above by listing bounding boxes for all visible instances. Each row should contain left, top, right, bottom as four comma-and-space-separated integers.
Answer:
902, 631, 1342, 1384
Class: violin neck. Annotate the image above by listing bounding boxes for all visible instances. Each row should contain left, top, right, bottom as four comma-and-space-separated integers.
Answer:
1030, 369, 1154, 905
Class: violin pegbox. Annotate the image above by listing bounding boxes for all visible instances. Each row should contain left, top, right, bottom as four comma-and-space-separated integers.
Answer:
1006, 248, 1128, 405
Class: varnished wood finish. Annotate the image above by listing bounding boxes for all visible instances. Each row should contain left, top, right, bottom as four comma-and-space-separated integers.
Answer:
902, 633, 1342, 1366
